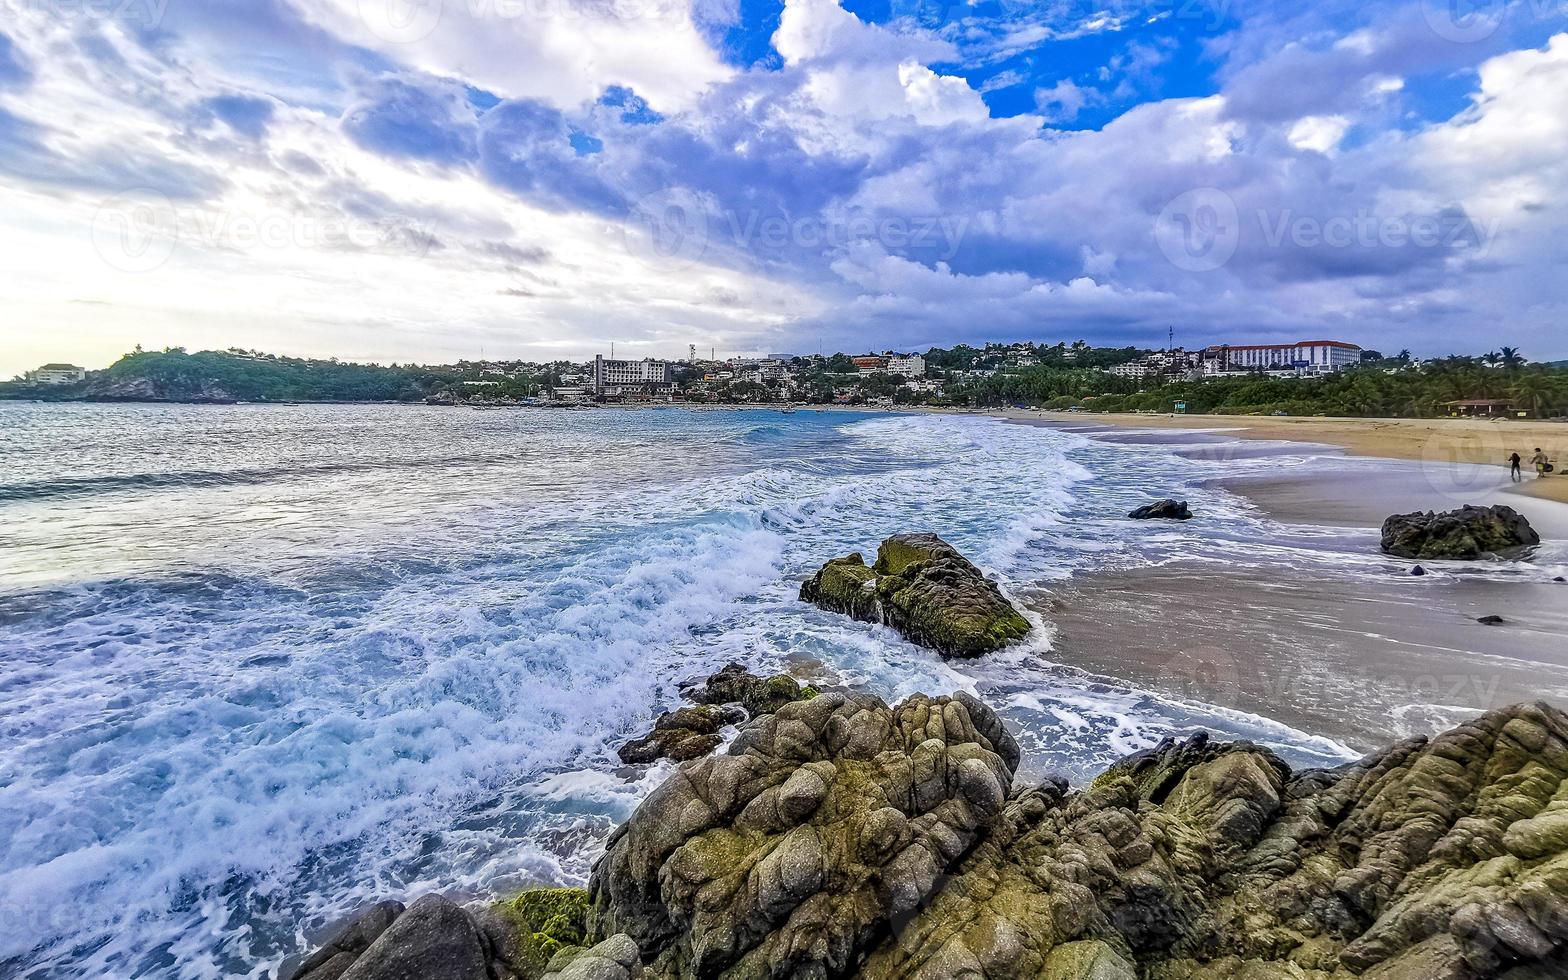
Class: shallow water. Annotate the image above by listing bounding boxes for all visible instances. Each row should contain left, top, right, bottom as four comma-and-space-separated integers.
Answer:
2, 404, 1561, 978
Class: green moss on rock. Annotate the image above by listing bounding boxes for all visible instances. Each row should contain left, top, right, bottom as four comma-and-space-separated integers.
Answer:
799, 553, 879, 621
802, 534, 1033, 659
495, 887, 590, 979
872, 533, 962, 576
743, 675, 809, 717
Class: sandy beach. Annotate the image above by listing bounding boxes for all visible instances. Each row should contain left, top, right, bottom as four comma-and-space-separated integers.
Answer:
1004, 413, 1568, 752
1025, 410, 1568, 504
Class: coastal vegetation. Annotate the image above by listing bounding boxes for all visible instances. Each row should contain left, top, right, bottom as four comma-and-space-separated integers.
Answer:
948, 353, 1568, 418
0, 347, 548, 403
7, 344, 1568, 419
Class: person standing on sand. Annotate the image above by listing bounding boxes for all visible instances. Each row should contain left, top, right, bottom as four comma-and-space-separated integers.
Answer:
1531, 448, 1550, 477
1510, 452, 1523, 482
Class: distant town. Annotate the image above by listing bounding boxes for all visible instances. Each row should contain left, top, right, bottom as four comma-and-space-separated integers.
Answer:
8, 338, 1568, 419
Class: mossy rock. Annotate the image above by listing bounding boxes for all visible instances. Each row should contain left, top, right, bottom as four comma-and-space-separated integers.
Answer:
872, 533, 961, 576
495, 887, 590, 979
743, 675, 809, 717
876, 558, 1031, 658
799, 553, 878, 620
802, 534, 1032, 659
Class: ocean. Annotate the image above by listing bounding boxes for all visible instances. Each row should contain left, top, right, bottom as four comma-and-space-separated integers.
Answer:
1, 402, 1548, 978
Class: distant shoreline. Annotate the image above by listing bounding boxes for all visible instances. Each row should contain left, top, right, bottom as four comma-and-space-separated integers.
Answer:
1009, 409, 1568, 506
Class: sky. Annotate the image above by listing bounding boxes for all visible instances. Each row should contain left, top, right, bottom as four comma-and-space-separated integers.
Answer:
1, 0, 1566, 376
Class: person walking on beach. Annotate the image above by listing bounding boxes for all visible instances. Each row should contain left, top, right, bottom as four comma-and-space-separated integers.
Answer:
1531, 448, 1550, 477
1509, 452, 1523, 482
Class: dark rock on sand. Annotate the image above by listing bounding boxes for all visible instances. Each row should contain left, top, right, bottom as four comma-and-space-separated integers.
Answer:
1129, 499, 1193, 521
801, 533, 1031, 659
1478, 615, 1507, 625
1381, 504, 1540, 560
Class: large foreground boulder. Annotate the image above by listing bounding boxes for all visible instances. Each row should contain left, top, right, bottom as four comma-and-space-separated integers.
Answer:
801, 534, 1032, 658
282, 888, 597, 980
586, 699, 1568, 979
1381, 504, 1540, 559
588, 690, 1020, 977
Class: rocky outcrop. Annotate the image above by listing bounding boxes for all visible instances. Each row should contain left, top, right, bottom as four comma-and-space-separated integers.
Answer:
618, 664, 819, 765
286, 701, 1568, 980
1129, 499, 1193, 521
589, 691, 1020, 978
618, 706, 742, 765
681, 663, 819, 721
801, 534, 1032, 659
586, 698, 1568, 979
84, 376, 238, 403
1381, 504, 1540, 560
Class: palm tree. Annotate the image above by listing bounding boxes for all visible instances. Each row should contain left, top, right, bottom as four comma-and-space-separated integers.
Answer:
1510, 373, 1554, 418
1499, 346, 1526, 370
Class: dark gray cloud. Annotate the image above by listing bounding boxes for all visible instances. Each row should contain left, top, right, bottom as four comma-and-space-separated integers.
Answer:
343, 74, 480, 164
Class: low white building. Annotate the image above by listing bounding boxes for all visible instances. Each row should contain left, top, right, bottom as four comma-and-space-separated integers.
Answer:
32, 363, 88, 385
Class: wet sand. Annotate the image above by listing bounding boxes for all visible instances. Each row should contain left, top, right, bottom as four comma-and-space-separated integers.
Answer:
1034, 564, 1568, 752
1020, 421, 1568, 752
1029, 411, 1568, 505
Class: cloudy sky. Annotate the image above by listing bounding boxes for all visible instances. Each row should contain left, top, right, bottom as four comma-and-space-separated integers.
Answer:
2, 0, 1566, 376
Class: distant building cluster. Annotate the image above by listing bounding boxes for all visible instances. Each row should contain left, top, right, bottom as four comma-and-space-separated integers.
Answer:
16, 336, 1369, 406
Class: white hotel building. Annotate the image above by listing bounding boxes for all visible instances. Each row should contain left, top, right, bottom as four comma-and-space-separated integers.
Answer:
591, 355, 672, 396
1203, 341, 1362, 376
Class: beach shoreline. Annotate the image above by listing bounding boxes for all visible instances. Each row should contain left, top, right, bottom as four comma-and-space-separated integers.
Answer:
1017, 409, 1568, 504
992, 411, 1568, 752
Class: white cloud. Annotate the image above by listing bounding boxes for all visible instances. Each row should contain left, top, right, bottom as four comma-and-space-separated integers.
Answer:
1034, 79, 1092, 124
1288, 114, 1350, 154
292, 0, 734, 112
